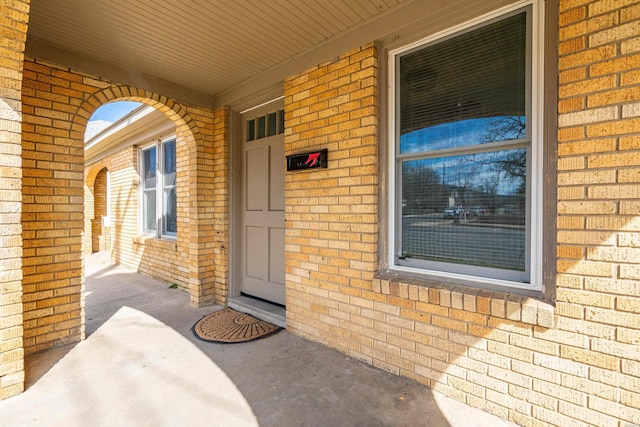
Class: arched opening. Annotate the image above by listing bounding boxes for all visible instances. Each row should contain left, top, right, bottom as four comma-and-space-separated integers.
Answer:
79, 91, 224, 310
84, 100, 180, 285
18, 60, 225, 390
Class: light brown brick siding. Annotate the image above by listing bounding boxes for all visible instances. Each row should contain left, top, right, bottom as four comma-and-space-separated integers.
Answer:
84, 135, 194, 294
2, 2, 639, 424
20, 59, 228, 357
283, 1, 640, 424
284, 43, 380, 355
91, 167, 109, 253
0, 0, 29, 401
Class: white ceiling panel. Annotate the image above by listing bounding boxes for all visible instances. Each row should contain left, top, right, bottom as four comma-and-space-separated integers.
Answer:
27, 0, 406, 102
26, 0, 518, 107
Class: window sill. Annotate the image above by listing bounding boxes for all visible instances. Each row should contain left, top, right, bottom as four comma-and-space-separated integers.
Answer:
373, 273, 554, 328
133, 235, 177, 251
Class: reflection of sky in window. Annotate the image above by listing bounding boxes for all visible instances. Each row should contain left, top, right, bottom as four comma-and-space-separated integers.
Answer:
147, 152, 156, 175
163, 140, 176, 174
144, 148, 157, 188
400, 116, 525, 154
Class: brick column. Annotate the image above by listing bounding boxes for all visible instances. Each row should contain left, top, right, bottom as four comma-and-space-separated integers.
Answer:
554, 1, 640, 425
21, 60, 89, 354
211, 107, 231, 305
181, 105, 227, 307
284, 43, 379, 349
0, 0, 30, 400
92, 168, 108, 252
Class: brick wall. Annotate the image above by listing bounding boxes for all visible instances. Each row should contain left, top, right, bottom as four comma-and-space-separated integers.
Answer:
185, 106, 230, 306
80, 99, 228, 308
83, 166, 96, 256
284, 2, 640, 421
84, 132, 194, 291
91, 167, 108, 252
5, 1, 640, 422
21, 59, 104, 354
0, 0, 29, 401
86, 103, 227, 308
284, 43, 380, 348
209, 107, 231, 305
85, 137, 191, 294
555, 0, 640, 424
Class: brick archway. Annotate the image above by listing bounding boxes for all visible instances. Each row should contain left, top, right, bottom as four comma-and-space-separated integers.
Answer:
77, 89, 201, 278
20, 61, 228, 363
73, 86, 223, 309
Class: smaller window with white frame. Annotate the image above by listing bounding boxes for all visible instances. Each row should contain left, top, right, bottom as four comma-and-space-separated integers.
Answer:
388, 1, 544, 291
140, 136, 177, 238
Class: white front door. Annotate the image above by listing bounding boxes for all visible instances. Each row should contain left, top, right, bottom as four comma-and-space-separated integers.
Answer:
239, 102, 286, 305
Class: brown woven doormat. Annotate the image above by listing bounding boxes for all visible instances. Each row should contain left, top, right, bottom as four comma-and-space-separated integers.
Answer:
192, 308, 280, 343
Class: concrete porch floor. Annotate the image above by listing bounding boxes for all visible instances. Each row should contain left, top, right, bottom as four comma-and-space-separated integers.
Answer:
0, 252, 518, 427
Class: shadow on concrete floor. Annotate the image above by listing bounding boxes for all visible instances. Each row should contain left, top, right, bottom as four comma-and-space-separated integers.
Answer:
3, 252, 517, 427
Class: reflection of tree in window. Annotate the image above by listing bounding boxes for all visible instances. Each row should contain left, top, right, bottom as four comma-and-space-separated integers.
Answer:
402, 164, 442, 214
481, 115, 526, 183
482, 116, 526, 142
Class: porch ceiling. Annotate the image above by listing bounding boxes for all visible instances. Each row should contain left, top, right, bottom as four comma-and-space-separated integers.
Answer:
27, 0, 516, 108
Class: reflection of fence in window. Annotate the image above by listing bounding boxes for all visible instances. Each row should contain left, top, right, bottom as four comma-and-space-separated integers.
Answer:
401, 215, 526, 272
163, 187, 177, 234
400, 149, 527, 273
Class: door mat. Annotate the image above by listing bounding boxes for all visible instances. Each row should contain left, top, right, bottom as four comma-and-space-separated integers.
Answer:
192, 308, 280, 343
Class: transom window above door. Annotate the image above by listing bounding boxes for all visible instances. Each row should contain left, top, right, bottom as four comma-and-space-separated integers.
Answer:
246, 109, 285, 142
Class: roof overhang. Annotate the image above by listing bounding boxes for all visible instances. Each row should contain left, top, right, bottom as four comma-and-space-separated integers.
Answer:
85, 106, 175, 165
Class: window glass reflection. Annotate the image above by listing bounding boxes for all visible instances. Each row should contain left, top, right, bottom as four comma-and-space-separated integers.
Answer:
401, 149, 526, 271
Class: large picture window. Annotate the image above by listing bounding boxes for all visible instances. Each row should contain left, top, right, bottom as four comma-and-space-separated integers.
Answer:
389, 3, 543, 290
141, 137, 177, 238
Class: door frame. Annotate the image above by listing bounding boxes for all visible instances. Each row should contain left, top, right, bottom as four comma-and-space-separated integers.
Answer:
229, 96, 286, 306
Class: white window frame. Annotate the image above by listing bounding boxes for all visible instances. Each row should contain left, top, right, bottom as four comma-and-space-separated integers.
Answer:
387, 0, 544, 292
139, 136, 177, 239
